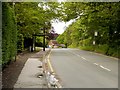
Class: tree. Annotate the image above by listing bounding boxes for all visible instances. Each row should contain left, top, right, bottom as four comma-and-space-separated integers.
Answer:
57, 2, 120, 57
14, 2, 61, 51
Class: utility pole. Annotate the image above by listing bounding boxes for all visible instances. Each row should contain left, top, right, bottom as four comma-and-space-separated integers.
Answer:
43, 27, 45, 51
33, 35, 36, 51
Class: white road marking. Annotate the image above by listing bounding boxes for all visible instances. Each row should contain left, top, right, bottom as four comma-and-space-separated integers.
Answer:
69, 50, 111, 72
77, 54, 80, 57
69, 51, 81, 57
81, 57, 86, 60
93, 63, 99, 66
81, 57, 87, 60
93, 63, 111, 71
99, 65, 111, 71
69, 51, 89, 61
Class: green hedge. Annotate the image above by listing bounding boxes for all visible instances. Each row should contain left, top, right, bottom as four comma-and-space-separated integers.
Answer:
2, 3, 17, 66
79, 44, 119, 58
95, 44, 109, 54
79, 45, 94, 51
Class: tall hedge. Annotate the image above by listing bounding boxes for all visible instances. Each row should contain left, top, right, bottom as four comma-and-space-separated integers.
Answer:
2, 3, 17, 66
0, 2, 2, 66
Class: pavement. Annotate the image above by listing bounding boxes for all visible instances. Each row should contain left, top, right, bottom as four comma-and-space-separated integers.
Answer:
14, 48, 50, 88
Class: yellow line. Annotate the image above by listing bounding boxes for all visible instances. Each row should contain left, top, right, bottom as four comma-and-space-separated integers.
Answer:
47, 51, 54, 72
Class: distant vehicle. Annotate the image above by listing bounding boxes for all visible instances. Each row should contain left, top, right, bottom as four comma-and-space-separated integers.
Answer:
59, 44, 66, 48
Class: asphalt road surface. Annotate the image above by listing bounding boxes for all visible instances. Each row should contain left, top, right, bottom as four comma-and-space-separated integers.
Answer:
50, 48, 118, 88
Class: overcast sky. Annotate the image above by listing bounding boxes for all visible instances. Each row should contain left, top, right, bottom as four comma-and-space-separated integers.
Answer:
51, 20, 74, 34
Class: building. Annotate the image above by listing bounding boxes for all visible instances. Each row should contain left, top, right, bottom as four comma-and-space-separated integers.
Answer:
48, 40, 59, 48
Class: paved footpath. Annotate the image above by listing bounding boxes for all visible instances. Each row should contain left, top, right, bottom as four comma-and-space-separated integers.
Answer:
14, 48, 50, 88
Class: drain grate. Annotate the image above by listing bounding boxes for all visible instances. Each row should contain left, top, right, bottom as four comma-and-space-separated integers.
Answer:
38, 66, 42, 68
43, 83, 47, 86
37, 74, 43, 78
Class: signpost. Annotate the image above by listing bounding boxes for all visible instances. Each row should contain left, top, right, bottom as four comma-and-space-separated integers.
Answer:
93, 31, 98, 51
95, 31, 98, 36
93, 41, 95, 45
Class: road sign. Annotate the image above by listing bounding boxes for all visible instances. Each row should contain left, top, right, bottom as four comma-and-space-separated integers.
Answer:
93, 41, 95, 45
95, 31, 98, 36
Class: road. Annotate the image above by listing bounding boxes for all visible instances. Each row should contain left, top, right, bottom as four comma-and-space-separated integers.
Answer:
49, 48, 118, 88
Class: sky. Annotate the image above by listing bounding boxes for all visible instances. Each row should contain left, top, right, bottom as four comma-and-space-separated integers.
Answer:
51, 20, 74, 34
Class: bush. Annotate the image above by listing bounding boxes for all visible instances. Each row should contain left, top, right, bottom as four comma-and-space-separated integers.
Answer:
95, 44, 109, 54
107, 47, 119, 58
79, 44, 119, 58
82, 38, 91, 46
